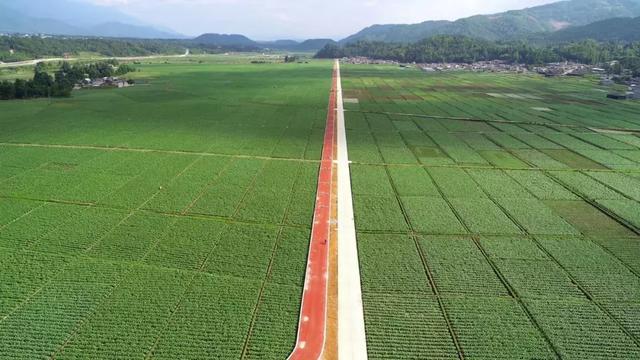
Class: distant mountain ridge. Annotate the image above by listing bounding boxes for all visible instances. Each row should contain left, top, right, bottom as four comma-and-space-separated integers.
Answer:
193, 34, 257, 47
194, 33, 335, 51
541, 16, 640, 42
0, 0, 183, 39
341, 0, 640, 43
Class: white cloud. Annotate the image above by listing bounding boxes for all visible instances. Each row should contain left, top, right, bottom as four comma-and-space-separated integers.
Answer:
80, 0, 559, 39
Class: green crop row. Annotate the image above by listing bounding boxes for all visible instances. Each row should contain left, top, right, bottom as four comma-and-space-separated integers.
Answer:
418, 236, 509, 296
525, 298, 640, 359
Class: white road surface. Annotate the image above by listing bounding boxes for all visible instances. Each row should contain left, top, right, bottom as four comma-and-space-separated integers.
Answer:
336, 60, 368, 360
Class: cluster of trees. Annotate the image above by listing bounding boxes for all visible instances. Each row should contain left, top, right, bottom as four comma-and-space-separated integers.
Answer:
0, 60, 135, 100
316, 35, 640, 72
0, 36, 189, 63
0, 35, 270, 63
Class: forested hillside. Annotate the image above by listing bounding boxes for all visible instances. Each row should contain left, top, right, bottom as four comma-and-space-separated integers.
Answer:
542, 16, 640, 42
342, 0, 640, 43
0, 37, 189, 62
318, 35, 640, 74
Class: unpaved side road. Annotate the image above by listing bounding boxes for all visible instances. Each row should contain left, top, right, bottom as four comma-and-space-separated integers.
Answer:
336, 60, 368, 360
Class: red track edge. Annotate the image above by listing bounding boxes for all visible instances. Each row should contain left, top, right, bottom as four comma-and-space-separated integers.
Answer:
288, 62, 338, 360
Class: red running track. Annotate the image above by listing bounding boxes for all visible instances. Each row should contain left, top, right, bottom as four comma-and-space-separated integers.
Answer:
288, 62, 338, 360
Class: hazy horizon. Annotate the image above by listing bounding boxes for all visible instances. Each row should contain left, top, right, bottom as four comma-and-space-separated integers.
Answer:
81, 0, 559, 40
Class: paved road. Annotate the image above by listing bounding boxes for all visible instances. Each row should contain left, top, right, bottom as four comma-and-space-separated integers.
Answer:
336, 60, 368, 360
288, 61, 337, 360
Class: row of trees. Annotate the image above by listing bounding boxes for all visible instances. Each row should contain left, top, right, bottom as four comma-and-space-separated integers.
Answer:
0, 35, 267, 63
0, 36, 189, 63
316, 36, 640, 75
0, 60, 135, 100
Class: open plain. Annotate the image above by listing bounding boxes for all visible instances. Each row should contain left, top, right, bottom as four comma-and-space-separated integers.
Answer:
1, 56, 640, 359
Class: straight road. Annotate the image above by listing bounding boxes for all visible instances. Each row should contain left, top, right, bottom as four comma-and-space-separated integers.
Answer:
288, 61, 337, 360
288, 60, 368, 360
336, 60, 368, 360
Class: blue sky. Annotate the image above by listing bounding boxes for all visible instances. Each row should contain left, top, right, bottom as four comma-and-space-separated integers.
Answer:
84, 0, 559, 40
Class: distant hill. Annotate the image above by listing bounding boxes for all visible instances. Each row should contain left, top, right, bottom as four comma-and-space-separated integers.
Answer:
341, 0, 640, 43
193, 33, 258, 47
296, 39, 337, 51
543, 16, 640, 42
0, 5, 84, 36
259, 40, 301, 49
193, 34, 335, 51
0, 0, 182, 39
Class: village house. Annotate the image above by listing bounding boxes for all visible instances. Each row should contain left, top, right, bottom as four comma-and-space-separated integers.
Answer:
80, 77, 133, 89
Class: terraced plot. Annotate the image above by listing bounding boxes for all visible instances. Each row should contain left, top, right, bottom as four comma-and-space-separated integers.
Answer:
0, 59, 332, 359
344, 65, 640, 359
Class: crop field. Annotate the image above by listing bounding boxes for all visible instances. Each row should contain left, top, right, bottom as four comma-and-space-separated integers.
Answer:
0, 58, 332, 359
343, 65, 640, 359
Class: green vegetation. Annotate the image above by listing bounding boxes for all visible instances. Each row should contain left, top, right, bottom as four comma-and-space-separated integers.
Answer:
0, 60, 135, 100
0, 36, 189, 62
542, 16, 640, 43
2, 48, 640, 360
0, 57, 331, 358
341, 0, 640, 43
318, 35, 640, 71
345, 64, 640, 359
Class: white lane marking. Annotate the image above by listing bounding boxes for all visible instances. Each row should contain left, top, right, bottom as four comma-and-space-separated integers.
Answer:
336, 60, 368, 360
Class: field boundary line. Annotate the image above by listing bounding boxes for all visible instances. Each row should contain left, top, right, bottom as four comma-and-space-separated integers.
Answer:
346, 110, 640, 134
0, 142, 320, 163
84, 155, 203, 254
240, 161, 305, 359
431, 167, 563, 359
335, 60, 369, 360
142, 223, 229, 360
365, 86, 465, 359
288, 61, 336, 360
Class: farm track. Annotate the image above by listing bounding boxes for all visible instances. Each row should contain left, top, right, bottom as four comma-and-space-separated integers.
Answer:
288, 61, 337, 360
0, 142, 320, 163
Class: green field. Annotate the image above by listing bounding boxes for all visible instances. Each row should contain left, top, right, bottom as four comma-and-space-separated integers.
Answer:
0, 58, 331, 359
2, 57, 640, 359
343, 65, 640, 359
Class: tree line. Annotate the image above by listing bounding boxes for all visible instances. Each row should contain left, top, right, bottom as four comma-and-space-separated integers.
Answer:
316, 36, 640, 75
0, 60, 135, 100
0, 36, 190, 63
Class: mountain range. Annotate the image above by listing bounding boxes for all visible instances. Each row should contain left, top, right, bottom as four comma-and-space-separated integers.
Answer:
0, 0, 182, 39
1, 0, 640, 48
341, 0, 640, 43
541, 16, 640, 42
194, 34, 337, 51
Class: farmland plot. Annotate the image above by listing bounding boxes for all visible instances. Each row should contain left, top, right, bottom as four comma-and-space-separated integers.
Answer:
0, 59, 332, 358
344, 65, 640, 359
